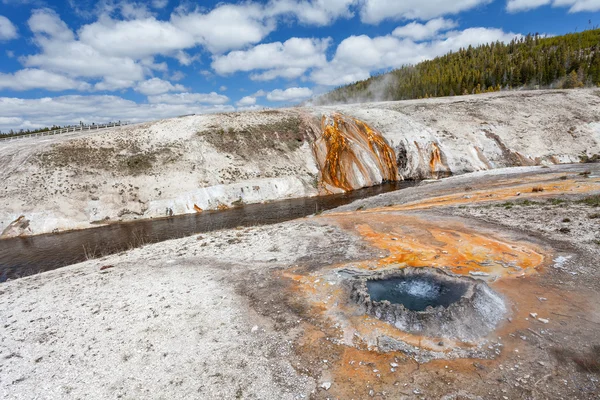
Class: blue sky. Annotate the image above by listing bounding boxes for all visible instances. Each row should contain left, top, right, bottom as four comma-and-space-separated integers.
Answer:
0, 0, 598, 131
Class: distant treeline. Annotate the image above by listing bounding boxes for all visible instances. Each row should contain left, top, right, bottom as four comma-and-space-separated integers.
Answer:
0, 122, 122, 139
315, 28, 600, 105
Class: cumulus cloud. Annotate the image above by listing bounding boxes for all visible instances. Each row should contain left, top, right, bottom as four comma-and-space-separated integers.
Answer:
24, 9, 145, 84
151, 0, 168, 8
392, 18, 458, 41
359, 0, 493, 24
236, 95, 257, 106
174, 50, 199, 66
233, 89, 268, 107
118, 2, 155, 19
266, 87, 313, 102
250, 67, 308, 81
94, 77, 136, 91
78, 17, 195, 59
212, 37, 331, 80
267, 0, 356, 26
0, 69, 91, 91
0, 117, 24, 128
506, 0, 600, 12
506, 0, 551, 11
170, 71, 185, 81
24, 39, 146, 82
135, 77, 186, 96
311, 27, 520, 86
0, 95, 234, 131
0, 15, 18, 40
171, 3, 276, 54
147, 92, 230, 105
28, 8, 74, 41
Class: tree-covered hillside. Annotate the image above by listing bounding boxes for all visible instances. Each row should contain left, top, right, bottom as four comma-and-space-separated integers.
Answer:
315, 29, 600, 105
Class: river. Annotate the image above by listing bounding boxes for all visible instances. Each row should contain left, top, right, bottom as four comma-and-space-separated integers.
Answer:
0, 181, 415, 282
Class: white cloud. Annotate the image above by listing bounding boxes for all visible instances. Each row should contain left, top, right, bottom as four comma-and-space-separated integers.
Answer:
28, 8, 74, 41
25, 39, 146, 81
78, 17, 195, 59
359, 0, 493, 24
147, 92, 230, 105
0, 69, 91, 91
90, 1, 156, 20
0, 117, 24, 128
310, 63, 371, 87
438, 27, 520, 51
140, 58, 168, 72
311, 27, 520, 86
119, 2, 154, 19
567, 0, 600, 12
152, 0, 168, 8
392, 18, 458, 41
170, 1, 355, 55
266, 87, 313, 102
22, 9, 150, 86
236, 95, 257, 106
174, 50, 199, 66
171, 3, 276, 54
506, 0, 551, 11
212, 37, 331, 80
219, 85, 227, 92
22, 9, 196, 91
0, 15, 18, 41
70, 0, 356, 63
506, 0, 600, 12
267, 0, 356, 26
233, 89, 268, 106
135, 77, 186, 95
94, 78, 137, 91
170, 71, 186, 81
250, 67, 307, 81
0, 95, 235, 131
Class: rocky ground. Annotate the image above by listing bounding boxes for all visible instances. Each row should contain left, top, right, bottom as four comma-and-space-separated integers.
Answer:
1, 164, 599, 399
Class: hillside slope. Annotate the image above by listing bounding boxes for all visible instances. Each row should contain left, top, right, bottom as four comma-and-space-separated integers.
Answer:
1, 89, 599, 237
315, 29, 600, 105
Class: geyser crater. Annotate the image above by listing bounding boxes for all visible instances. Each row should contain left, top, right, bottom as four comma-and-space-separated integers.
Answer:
350, 268, 507, 341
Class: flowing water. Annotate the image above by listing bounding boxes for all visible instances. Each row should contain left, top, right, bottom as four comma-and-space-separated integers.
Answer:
0, 181, 415, 282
